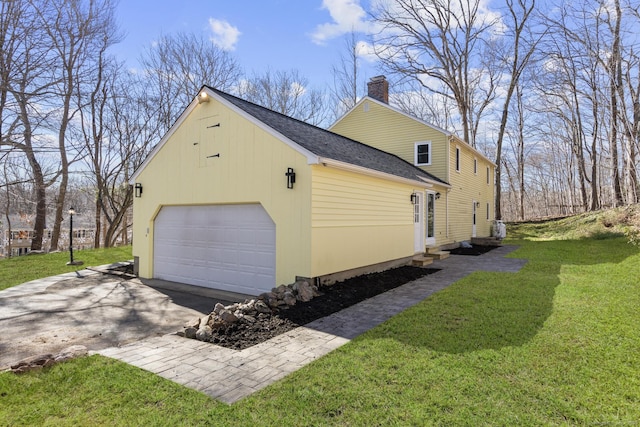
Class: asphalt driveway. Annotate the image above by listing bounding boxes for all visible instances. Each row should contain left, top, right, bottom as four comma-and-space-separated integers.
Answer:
0, 266, 235, 371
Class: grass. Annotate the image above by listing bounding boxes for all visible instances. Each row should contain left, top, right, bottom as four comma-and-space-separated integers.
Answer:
1, 215, 639, 425
508, 204, 640, 242
0, 246, 132, 291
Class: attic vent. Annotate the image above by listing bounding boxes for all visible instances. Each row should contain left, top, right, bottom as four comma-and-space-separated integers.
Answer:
363, 101, 369, 112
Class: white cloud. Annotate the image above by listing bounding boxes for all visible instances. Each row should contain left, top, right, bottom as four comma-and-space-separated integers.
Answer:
208, 18, 241, 51
355, 40, 378, 63
311, 0, 372, 45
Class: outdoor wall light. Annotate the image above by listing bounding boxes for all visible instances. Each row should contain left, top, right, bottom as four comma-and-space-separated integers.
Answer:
285, 168, 296, 189
410, 193, 418, 204
476, 201, 481, 207
197, 91, 209, 104
435, 192, 441, 200
134, 183, 143, 198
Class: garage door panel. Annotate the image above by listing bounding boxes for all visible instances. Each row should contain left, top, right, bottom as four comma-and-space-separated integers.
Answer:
153, 204, 276, 295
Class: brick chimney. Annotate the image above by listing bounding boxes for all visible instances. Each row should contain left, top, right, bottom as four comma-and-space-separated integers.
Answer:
367, 75, 389, 104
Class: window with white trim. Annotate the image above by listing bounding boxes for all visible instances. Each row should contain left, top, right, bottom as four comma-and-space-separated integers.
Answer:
414, 142, 431, 166
455, 147, 461, 172
486, 166, 490, 184
474, 158, 478, 175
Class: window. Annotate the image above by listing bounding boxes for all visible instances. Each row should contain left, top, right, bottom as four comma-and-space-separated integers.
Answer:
486, 166, 490, 184
414, 142, 431, 166
455, 147, 461, 172
474, 158, 478, 174
486, 202, 490, 220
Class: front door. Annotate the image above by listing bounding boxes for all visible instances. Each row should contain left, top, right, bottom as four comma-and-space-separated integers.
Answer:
472, 201, 477, 238
425, 192, 436, 246
413, 192, 424, 253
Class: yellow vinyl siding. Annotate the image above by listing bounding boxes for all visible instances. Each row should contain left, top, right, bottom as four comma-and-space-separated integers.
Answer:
447, 142, 494, 241
331, 100, 449, 181
310, 165, 419, 277
132, 97, 312, 286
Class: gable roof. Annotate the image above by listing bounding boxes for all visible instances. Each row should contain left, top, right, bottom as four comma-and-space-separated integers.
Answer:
332, 95, 496, 167
208, 87, 448, 186
132, 87, 449, 187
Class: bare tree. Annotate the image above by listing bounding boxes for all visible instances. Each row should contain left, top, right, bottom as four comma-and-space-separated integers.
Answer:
493, 0, 540, 220
607, 0, 625, 206
37, 0, 121, 251
238, 69, 329, 126
330, 31, 364, 119
393, 80, 457, 131
140, 32, 242, 131
371, 0, 501, 146
0, 0, 57, 251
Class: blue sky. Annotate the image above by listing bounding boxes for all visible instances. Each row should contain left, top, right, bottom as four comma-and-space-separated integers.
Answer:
113, 0, 379, 92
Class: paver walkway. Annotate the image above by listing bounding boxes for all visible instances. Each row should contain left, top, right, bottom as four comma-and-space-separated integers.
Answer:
97, 245, 527, 404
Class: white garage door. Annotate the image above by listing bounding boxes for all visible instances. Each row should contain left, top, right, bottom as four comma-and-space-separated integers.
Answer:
153, 204, 276, 296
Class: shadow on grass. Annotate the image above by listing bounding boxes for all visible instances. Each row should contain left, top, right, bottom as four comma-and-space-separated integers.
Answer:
366, 238, 639, 354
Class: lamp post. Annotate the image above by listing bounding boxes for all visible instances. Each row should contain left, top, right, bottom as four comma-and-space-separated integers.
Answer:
66, 207, 83, 266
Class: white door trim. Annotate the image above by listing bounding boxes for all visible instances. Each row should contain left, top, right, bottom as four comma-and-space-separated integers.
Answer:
425, 191, 436, 246
413, 192, 424, 253
472, 200, 477, 238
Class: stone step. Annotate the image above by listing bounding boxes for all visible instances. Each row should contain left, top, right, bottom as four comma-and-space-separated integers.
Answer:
426, 246, 442, 254
425, 250, 450, 260
471, 237, 503, 247
411, 255, 434, 267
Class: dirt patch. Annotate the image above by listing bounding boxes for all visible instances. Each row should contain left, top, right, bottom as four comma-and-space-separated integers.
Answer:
207, 266, 439, 350
448, 245, 498, 256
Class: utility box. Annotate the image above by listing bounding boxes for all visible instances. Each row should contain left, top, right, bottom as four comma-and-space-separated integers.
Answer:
492, 220, 507, 240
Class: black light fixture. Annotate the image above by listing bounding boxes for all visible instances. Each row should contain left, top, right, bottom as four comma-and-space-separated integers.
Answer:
435, 192, 441, 200
134, 183, 143, 198
66, 207, 83, 266
410, 192, 418, 204
285, 167, 296, 189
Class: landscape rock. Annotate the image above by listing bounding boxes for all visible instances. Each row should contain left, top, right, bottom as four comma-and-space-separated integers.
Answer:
10, 345, 88, 374
180, 277, 330, 345
219, 309, 239, 324
283, 291, 297, 306
199, 314, 212, 330
184, 317, 200, 329
53, 345, 88, 363
254, 300, 271, 313
213, 303, 226, 314
196, 326, 213, 341
293, 280, 314, 302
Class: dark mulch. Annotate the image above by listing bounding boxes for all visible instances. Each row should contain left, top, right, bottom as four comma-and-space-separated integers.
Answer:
209, 266, 439, 350
448, 244, 498, 256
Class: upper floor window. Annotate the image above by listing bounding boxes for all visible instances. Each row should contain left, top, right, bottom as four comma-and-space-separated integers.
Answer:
414, 142, 431, 166
455, 147, 461, 172
486, 166, 490, 184
474, 158, 478, 175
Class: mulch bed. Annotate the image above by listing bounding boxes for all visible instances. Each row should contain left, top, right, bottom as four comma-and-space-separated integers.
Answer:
209, 266, 439, 350
448, 244, 498, 256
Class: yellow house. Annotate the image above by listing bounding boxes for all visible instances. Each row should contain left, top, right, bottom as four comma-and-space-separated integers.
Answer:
130, 86, 448, 296
330, 76, 496, 248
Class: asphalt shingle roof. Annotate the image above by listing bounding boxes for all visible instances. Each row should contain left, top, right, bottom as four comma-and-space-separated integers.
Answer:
210, 87, 448, 186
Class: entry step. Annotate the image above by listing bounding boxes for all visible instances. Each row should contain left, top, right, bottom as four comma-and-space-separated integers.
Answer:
425, 250, 450, 260
412, 255, 434, 267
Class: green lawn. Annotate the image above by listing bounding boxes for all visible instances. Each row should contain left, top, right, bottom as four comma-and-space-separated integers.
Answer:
1, 229, 639, 425
0, 246, 132, 291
